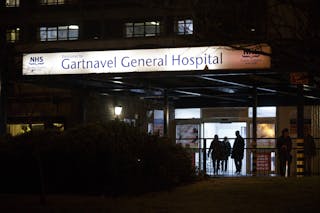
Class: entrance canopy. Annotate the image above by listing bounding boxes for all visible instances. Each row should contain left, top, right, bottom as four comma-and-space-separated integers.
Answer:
21, 44, 320, 108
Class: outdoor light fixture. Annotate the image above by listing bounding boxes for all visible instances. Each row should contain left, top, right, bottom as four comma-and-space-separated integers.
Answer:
114, 106, 122, 116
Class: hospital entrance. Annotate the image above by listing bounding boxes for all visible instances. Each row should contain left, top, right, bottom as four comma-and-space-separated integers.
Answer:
202, 122, 247, 175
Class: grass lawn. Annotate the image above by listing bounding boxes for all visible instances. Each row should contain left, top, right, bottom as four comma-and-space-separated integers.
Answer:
0, 176, 319, 213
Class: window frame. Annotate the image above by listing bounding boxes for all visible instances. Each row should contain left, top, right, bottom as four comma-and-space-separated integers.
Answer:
5, 0, 20, 7
39, 25, 79, 41
175, 18, 194, 35
39, 0, 65, 5
125, 21, 160, 38
6, 27, 20, 43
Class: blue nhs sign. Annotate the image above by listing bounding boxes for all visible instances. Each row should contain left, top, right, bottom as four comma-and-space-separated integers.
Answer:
29, 56, 44, 65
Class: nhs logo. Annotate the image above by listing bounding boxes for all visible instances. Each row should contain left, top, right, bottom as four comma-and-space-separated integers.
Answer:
29, 56, 44, 65
242, 46, 261, 58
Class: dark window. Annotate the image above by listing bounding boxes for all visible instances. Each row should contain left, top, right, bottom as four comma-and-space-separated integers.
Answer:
83, 21, 101, 40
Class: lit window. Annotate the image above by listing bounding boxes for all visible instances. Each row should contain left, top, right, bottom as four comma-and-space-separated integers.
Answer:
125, 21, 160, 38
6, 28, 20, 43
5, 0, 19, 7
175, 108, 201, 119
40, 0, 65, 5
39, 25, 79, 41
175, 19, 193, 35
248, 107, 276, 118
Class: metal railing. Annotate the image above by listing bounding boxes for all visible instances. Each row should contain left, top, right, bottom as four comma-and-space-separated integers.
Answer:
180, 137, 320, 177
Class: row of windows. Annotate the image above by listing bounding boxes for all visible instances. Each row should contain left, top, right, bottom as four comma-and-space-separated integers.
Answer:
5, 0, 65, 7
174, 107, 276, 119
6, 19, 193, 43
39, 25, 79, 41
5, 0, 19, 7
125, 22, 161, 38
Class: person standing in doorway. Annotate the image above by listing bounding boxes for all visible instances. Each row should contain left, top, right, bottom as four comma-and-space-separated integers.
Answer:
222, 136, 232, 172
304, 132, 316, 176
276, 128, 292, 177
231, 131, 245, 175
208, 134, 221, 175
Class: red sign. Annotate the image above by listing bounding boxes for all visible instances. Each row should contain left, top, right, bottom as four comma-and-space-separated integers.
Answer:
256, 153, 271, 172
290, 72, 309, 85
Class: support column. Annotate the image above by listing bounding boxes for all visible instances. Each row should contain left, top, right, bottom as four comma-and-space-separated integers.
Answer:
297, 85, 304, 138
296, 85, 305, 176
203, 138, 207, 176
252, 87, 257, 175
163, 90, 169, 137
0, 44, 7, 135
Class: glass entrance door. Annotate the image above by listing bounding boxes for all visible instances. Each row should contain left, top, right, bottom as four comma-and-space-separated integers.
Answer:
202, 122, 247, 175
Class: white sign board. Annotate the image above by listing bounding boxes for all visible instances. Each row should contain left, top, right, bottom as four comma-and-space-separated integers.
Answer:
22, 44, 271, 75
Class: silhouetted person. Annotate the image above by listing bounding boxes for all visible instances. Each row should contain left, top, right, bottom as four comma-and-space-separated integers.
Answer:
231, 131, 245, 175
276, 128, 292, 177
221, 136, 232, 172
208, 134, 222, 175
304, 132, 316, 176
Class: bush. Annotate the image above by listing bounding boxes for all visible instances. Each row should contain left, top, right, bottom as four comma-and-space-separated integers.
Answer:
0, 121, 195, 195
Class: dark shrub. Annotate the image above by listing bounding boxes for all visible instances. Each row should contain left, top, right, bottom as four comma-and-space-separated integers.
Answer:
0, 121, 195, 195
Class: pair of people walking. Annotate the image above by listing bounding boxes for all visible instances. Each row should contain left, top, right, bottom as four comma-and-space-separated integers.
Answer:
276, 128, 316, 177
208, 131, 244, 175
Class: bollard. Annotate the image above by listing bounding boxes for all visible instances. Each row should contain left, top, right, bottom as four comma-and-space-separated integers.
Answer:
296, 138, 304, 177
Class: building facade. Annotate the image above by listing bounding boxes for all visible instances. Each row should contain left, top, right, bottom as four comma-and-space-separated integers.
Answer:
0, 0, 319, 141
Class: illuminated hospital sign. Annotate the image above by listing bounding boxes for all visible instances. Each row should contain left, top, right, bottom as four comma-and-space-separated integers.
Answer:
22, 44, 271, 75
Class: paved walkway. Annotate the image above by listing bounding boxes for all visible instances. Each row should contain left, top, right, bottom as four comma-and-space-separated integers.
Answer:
0, 176, 319, 213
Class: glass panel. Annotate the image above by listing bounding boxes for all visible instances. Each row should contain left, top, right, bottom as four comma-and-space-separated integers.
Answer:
40, 0, 65, 5
203, 122, 247, 175
39, 25, 79, 41
39, 27, 47, 41
68, 28, 79, 40
175, 108, 201, 119
125, 23, 133, 37
248, 107, 276, 118
125, 21, 160, 37
58, 26, 68, 40
47, 27, 57, 41
126, 25, 133, 37
185, 20, 193, 34
177, 20, 185, 35
7, 124, 31, 136
134, 23, 144, 37
257, 123, 275, 148
154, 110, 164, 136
68, 25, 79, 30
6, 28, 19, 43
177, 19, 193, 35
5, 31, 11, 42
176, 124, 199, 148
178, 25, 185, 35
6, 0, 19, 7
145, 25, 156, 36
